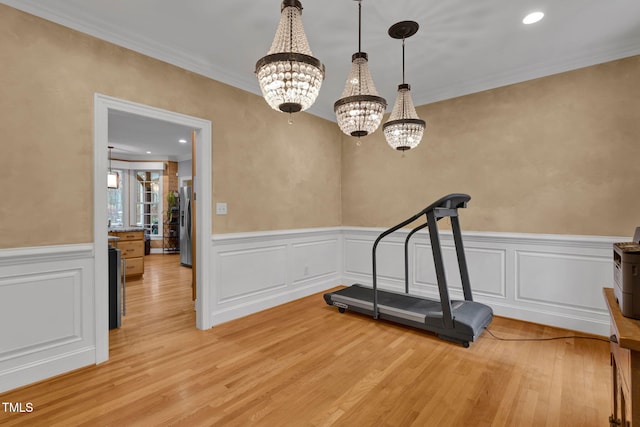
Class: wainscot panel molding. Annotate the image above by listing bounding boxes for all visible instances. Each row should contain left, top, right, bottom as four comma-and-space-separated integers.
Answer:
0, 244, 95, 393
210, 228, 343, 326
341, 227, 626, 336
0, 229, 623, 392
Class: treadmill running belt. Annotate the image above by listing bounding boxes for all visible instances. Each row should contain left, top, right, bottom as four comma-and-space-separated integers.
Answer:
329, 284, 444, 315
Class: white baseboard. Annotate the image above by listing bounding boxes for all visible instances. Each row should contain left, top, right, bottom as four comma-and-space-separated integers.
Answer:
210, 276, 339, 326
0, 244, 95, 393
0, 346, 95, 393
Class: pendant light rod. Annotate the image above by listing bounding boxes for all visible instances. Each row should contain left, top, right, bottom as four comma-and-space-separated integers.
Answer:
358, 0, 362, 52
357, 0, 362, 94
388, 20, 419, 84
107, 145, 119, 189
402, 37, 406, 84
402, 38, 406, 119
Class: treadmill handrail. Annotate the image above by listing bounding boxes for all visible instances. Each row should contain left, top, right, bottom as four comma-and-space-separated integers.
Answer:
371, 193, 471, 319
417, 193, 470, 217
404, 222, 428, 294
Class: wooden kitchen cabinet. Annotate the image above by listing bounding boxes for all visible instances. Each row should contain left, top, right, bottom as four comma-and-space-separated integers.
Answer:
604, 288, 640, 426
109, 229, 145, 278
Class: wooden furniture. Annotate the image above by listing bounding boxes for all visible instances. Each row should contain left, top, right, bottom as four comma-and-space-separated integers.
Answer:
604, 287, 640, 426
109, 229, 144, 278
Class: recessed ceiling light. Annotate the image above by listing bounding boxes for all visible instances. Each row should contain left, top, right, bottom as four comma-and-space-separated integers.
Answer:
523, 11, 544, 25
179, 139, 187, 144
146, 151, 151, 154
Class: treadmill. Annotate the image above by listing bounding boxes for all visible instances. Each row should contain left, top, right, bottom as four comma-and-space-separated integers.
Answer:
324, 193, 493, 347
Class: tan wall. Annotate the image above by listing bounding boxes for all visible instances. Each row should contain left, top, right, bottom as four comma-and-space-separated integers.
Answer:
0, 5, 342, 249
2, 5, 637, 250
342, 56, 640, 237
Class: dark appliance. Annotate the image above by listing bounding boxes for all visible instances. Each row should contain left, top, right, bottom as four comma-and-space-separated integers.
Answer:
108, 246, 124, 329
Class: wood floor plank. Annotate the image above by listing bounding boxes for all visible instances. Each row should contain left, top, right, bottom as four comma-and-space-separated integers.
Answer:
0, 254, 611, 426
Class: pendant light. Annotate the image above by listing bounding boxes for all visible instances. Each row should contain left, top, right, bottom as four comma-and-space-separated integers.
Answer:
255, 0, 325, 116
383, 21, 426, 152
334, 0, 386, 138
107, 146, 119, 189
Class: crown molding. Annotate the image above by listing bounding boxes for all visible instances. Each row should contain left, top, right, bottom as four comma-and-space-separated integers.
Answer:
414, 43, 640, 106
1, 0, 261, 100
4, 0, 639, 123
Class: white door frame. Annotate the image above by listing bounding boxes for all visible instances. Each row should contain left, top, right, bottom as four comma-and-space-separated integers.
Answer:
94, 94, 212, 363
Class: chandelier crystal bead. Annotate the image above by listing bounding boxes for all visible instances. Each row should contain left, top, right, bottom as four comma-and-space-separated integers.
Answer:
334, 1, 386, 138
383, 21, 426, 152
256, 0, 325, 114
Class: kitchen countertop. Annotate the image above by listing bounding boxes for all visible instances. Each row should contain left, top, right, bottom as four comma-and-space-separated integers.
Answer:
108, 227, 145, 233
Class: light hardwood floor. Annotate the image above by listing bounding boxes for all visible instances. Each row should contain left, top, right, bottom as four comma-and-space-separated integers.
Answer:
1, 254, 611, 426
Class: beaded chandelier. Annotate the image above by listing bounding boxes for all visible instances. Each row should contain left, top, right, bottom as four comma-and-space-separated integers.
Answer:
383, 21, 426, 151
334, 0, 386, 138
255, 0, 325, 114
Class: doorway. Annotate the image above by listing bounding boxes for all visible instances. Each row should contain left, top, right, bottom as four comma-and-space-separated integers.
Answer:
94, 94, 212, 363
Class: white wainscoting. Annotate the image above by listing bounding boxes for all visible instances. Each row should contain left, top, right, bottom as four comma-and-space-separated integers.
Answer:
0, 227, 621, 393
342, 227, 623, 336
210, 228, 342, 326
0, 244, 95, 393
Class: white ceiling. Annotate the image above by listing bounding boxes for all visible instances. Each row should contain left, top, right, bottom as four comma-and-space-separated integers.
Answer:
4, 0, 640, 156
108, 110, 193, 161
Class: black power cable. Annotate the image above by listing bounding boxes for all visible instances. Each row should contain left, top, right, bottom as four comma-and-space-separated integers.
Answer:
484, 327, 610, 343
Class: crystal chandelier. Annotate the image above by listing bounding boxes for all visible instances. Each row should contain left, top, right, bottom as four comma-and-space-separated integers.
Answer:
255, 0, 325, 115
334, 0, 386, 138
383, 21, 426, 151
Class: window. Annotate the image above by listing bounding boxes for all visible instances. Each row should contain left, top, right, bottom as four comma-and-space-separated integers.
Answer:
106, 166, 163, 236
107, 170, 124, 228
133, 171, 162, 236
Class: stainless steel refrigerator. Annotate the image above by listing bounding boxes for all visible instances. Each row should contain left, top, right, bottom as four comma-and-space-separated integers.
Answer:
179, 186, 192, 267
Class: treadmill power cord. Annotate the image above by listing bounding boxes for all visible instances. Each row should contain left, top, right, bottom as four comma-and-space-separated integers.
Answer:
484, 327, 610, 343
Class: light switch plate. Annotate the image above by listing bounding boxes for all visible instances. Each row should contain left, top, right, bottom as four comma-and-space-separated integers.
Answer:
216, 202, 227, 215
